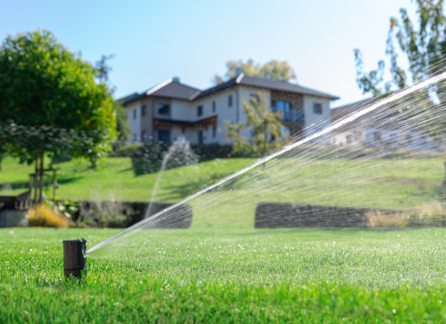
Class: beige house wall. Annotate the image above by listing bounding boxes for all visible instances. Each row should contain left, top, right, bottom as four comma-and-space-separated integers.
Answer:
139, 97, 153, 142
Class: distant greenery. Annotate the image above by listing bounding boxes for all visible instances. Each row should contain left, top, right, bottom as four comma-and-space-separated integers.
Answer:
212, 58, 297, 84
2, 227, 446, 322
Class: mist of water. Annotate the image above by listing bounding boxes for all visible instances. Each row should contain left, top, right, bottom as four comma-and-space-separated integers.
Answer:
145, 136, 198, 219
87, 70, 446, 255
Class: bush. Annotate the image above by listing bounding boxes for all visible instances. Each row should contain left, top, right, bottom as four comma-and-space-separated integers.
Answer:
109, 143, 142, 157
406, 202, 446, 227
131, 141, 199, 175
366, 210, 406, 228
131, 143, 245, 175
28, 204, 70, 228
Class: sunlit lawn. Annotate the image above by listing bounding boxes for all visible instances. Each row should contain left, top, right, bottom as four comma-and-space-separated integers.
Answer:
1, 156, 444, 212
1, 227, 446, 323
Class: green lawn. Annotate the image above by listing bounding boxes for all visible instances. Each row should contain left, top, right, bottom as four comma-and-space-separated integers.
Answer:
2, 227, 446, 323
0, 156, 444, 213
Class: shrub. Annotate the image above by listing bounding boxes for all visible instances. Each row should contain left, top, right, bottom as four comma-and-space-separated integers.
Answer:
131, 143, 245, 175
131, 141, 199, 175
109, 143, 142, 158
28, 204, 70, 228
366, 210, 407, 228
406, 202, 446, 227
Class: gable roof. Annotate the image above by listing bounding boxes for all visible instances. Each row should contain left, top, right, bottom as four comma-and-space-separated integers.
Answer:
331, 98, 378, 123
124, 79, 200, 105
331, 96, 409, 133
123, 73, 339, 106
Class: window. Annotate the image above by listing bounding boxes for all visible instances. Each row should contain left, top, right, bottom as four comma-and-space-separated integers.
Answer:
313, 103, 322, 114
158, 130, 170, 143
228, 95, 233, 107
346, 134, 352, 144
141, 131, 147, 142
133, 133, 137, 142
212, 126, 216, 138
212, 101, 216, 112
374, 132, 381, 141
197, 105, 203, 117
141, 105, 147, 117
198, 130, 204, 144
157, 103, 170, 115
133, 109, 136, 120
272, 100, 292, 121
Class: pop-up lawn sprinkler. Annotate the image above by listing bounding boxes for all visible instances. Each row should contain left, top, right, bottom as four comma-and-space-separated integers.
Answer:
63, 238, 87, 279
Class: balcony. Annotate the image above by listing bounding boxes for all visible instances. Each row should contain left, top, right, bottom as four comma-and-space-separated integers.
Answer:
281, 110, 305, 124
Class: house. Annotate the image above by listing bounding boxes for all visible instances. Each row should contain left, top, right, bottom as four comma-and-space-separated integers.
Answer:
331, 98, 443, 152
121, 72, 339, 145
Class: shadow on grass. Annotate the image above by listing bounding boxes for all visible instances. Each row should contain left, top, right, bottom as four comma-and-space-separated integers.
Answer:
0, 181, 29, 191
161, 172, 235, 200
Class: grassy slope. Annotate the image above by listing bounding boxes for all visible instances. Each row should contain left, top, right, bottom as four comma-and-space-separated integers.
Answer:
0, 156, 444, 211
0, 157, 253, 202
2, 228, 446, 323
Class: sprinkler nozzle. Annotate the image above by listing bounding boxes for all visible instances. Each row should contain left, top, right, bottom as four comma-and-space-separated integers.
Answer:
63, 238, 87, 279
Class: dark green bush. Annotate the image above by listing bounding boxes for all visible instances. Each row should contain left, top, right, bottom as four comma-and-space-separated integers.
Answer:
109, 143, 142, 157
131, 143, 245, 175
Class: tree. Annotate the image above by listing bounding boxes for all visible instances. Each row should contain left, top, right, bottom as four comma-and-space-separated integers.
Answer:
95, 54, 115, 84
93, 54, 131, 147
113, 99, 131, 145
354, 0, 446, 96
224, 91, 289, 157
354, 0, 446, 195
0, 30, 116, 201
0, 30, 116, 164
212, 59, 297, 85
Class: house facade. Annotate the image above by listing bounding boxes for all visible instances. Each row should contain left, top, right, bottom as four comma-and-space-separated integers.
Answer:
122, 73, 339, 145
331, 98, 443, 152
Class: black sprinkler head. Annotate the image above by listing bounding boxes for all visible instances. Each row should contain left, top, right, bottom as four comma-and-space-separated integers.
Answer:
63, 238, 87, 279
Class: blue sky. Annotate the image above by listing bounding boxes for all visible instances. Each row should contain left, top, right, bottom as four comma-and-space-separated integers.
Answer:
0, 0, 416, 107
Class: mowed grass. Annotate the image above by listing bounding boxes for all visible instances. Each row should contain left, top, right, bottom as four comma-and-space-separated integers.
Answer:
1, 156, 444, 211
2, 228, 446, 323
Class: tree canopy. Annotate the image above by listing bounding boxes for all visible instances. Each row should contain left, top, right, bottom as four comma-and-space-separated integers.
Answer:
212, 59, 297, 85
0, 30, 117, 166
354, 0, 446, 146
354, 0, 446, 96
224, 92, 289, 157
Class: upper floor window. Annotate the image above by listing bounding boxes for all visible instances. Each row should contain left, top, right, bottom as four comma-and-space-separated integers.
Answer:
197, 105, 203, 117
212, 101, 216, 112
157, 103, 170, 115
141, 105, 147, 117
313, 103, 322, 114
133, 109, 137, 120
272, 100, 291, 115
346, 134, 352, 144
228, 95, 233, 107
374, 132, 381, 141
250, 93, 260, 103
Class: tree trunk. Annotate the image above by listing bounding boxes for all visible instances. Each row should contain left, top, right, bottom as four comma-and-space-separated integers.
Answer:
39, 153, 44, 204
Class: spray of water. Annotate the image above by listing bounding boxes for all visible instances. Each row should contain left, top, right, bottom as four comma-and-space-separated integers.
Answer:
145, 136, 198, 219
87, 70, 446, 254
